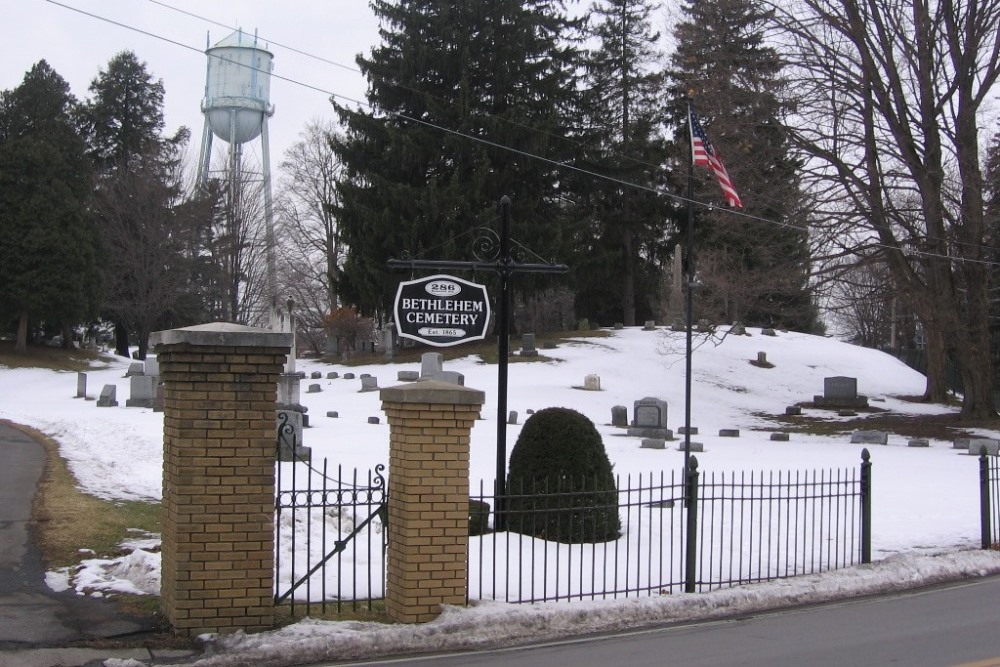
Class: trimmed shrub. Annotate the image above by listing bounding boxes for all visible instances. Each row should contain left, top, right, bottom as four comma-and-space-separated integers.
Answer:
507, 407, 620, 544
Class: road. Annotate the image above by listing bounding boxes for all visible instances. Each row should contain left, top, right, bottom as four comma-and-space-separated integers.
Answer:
331, 576, 1000, 667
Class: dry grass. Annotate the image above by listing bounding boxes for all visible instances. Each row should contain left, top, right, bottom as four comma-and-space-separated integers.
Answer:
7, 420, 161, 568
0, 341, 116, 372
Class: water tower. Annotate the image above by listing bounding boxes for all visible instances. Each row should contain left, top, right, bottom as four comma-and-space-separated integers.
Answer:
196, 29, 277, 324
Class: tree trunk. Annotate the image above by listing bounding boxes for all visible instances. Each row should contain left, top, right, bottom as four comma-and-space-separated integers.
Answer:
114, 321, 130, 358
61, 322, 73, 349
621, 227, 636, 327
15, 312, 29, 354
921, 324, 949, 403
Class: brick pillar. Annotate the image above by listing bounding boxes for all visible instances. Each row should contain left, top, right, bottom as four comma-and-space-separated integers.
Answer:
151, 323, 292, 636
380, 380, 485, 623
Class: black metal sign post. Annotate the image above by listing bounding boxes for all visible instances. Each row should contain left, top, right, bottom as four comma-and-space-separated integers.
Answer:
388, 196, 568, 529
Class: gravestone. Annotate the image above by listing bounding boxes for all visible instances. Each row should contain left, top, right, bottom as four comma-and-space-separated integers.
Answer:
770, 432, 790, 441
144, 357, 160, 377
126, 375, 157, 408
762, 328, 777, 337
398, 370, 419, 382
627, 397, 673, 439
75, 372, 87, 399
813, 376, 869, 409
611, 405, 628, 428
541, 340, 557, 350
125, 362, 144, 378
306, 383, 321, 393
643, 320, 657, 331
507, 411, 518, 425
327, 372, 338, 379
276, 410, 309, 462
953, 438, 973, 450
785, 406, 802, 416
519, 334, 538, 357
310, 371, 322, 380
584, 374, 601, 391
578, 318, 590, 331
696, 319, 712, 333
967, 439, 1000, 456
678, 425, 698, 435
850, 430, 888, 445
97, 384, 118, 407
343, 373, 356, 380
368, 416, 380, 425
719, 429, 740, 437
613, 323, 624, 330
433, 371, 465, 386
729, 322, 746, 336
671, 318, 685, 332
908, 438, 929, 448
677, 442, 704, 452
360, 376, 379, 392
640, 438, 665, 450
277, 371, 305, 412
421, 352, 444, 378
153, 383, 165, 412
326, 411, 339, 418
381, 326, 396, 359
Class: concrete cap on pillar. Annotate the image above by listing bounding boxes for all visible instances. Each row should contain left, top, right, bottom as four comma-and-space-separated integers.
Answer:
151, 322, 293, 349
380, 379, 485, 405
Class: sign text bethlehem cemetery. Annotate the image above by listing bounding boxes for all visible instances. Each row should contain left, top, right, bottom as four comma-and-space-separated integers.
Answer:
393, 274, 491, 347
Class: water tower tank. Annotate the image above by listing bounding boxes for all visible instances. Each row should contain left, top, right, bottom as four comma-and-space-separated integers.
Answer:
202, 30, 274, 145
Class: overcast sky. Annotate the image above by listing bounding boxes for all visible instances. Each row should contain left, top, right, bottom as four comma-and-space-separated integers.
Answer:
4, 0, 380, 166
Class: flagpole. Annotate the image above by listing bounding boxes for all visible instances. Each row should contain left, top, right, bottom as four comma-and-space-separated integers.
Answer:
683, 97, 695, 499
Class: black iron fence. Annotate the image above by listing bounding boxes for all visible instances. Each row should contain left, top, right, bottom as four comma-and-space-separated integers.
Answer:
980, 449, 1000, 549
469, 451, 872, 603
274, 451, 387, 616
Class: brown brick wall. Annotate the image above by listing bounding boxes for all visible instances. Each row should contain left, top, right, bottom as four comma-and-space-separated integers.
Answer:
158, 342, 286, 635
381, 381, 484, 623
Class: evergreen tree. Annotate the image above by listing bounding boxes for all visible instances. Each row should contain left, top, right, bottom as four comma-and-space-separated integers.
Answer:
0, 61, 99, 352
83, 51, 192, 358
666, 0, 819, 332
331, 0, 581, 317
572, 0, 675, 326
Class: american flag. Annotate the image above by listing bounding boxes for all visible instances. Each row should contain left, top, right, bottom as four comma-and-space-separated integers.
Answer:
689, 105, 743, 208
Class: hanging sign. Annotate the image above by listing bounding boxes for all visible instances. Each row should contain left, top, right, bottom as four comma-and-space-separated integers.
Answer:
393, 274, 491, 347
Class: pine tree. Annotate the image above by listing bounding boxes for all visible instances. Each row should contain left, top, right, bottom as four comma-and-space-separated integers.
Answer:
572, 0, 675, 327
666, 0, 819, 332
0, 61, 99, 352
83, 51, 192, 357
331, 0, 581, 317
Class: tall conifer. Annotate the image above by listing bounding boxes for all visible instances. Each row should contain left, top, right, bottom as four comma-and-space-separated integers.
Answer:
667, 0, 819, 331
332, 0, 580, 316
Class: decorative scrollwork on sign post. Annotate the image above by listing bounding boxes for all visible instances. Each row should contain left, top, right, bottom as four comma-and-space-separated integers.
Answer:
386, 196, 569, 529
472, 227, 501, 263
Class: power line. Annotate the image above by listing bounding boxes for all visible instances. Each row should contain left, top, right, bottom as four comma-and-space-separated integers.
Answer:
43, 0, 1000, 271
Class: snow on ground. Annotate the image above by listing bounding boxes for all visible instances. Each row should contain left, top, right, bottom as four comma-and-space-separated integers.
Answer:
3, 326, 999, 664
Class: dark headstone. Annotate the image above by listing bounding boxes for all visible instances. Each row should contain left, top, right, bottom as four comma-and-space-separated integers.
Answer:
398, 370, 420, 382
640, 438, 665, 450
677, 425, 698, 435
677, 442, 704, 452
519, 333, 538, 357
507, 411, 518, 425
719, 429, 740, 437
327, 411, 339, 418
770, 432, 790, 441
310, 371, 322, 379
785, 406, 802, 416
306, 383, 321, 393
611, 405, 628, 428
343, 373, 355, 380
908, 438, 929, 448
367, 416, 380, 425
97, 384, 118, 407
326, 372, 338, 379
850, 430, 888, 445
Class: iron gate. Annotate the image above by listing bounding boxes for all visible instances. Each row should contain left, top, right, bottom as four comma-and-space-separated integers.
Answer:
274, 420, 387, 614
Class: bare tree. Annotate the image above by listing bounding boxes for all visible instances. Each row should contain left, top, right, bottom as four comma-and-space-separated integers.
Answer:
769, 0, 1000, 418
203, 155, 271, 326
274, 119, 346, 350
